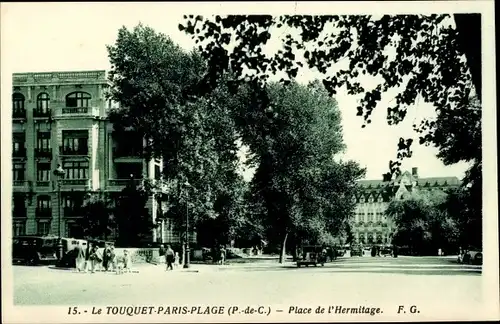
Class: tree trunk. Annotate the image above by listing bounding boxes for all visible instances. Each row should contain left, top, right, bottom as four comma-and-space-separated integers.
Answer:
279, 232, 288, 264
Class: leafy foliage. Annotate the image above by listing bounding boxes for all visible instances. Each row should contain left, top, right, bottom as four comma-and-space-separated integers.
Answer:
238, 81, 365, 260
180, 13, 482, 251
106, 24, 252, 246
79, 191, 115, 240
180, 14, 481, 179
386, 189, 460, 255
114, 178, 158, 247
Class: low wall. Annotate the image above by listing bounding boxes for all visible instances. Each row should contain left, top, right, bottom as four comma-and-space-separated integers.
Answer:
113, 248, 160, 264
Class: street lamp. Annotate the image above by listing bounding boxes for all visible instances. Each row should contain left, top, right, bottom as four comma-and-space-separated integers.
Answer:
53, 164, 65, 260
183, 181, 191, 269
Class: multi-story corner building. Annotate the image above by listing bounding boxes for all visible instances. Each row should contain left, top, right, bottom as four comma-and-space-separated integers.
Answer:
351, 167, 461, 245
11, 70, 191, 245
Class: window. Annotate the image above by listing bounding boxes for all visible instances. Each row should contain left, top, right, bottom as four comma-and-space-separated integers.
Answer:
37, 220, 51, 236
62, 161, 89, 179
13, 221, 26, 236
37, 163, 51, 181
37, 195, 52, 217
37, 132, 51, 151
62, 130, 88, 155
65, 92, 91, 108
13, 163, 25, 181
36, 93, 50, 113
12, 93, 25, 114
13, 132, 26, 157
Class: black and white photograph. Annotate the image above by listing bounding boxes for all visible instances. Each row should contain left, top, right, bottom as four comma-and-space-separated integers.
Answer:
1, 1, 498, 323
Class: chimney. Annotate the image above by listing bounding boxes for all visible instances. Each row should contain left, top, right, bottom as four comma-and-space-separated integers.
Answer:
412, 167, 418, 177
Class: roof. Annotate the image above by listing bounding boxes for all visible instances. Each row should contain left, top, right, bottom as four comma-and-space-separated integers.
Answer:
357, 176, 461, 188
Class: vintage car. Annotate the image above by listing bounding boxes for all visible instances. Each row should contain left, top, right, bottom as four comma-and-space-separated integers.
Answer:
58, 238, 89, 268
296, 245, 327, 267
12, 235, 59, 265
350, 244, 363, 257
380, 245, 393, 257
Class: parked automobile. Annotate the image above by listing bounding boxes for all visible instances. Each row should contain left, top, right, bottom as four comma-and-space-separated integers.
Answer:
296, 245, 327, 267
380, 245, 392, 257
350, 244, 363, 257
460, 250, 483, 265
58, 238, 88, 268
12, 235, 59, 265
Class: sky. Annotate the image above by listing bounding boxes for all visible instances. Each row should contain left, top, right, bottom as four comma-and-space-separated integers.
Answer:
0, 2, 479, 181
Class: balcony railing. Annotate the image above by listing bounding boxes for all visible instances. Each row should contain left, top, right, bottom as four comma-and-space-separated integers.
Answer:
13, 180, 27, 187
36, 208, 52, 218
12, 148, 27, 158
33, 108, 52, 118
35, 148, 52, 158
60, 179, 89, 186
108, 179, 142, 187
36, 181, 51, 187
12, 109, 27, 119
54, 106, 99, 118
13, 208, 27, 218
113, 147, 143, 158
63, 207, 84, 217
59, 146, 89, 156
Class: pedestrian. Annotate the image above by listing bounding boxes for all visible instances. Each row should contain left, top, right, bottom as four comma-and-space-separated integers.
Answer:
219, 245, 226, 265
102, 243, 110, 271
89, 244, 100, 273
123, 249, 132, 272
159, 244, 166, 265
174, 251, 180, 268
75, 244, 86, 272
85, 242, 93, 272
165, 245, 174, 271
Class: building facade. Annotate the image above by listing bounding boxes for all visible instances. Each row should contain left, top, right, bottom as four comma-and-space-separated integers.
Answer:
11, 70, 191, 244
351, 167, 460, 245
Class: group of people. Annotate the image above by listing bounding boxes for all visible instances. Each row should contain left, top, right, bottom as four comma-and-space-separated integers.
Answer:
158, 244, 180, 271
74, 242, 132, 274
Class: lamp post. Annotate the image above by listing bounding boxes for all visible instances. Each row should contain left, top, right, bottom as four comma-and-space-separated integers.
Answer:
53, 164, 65, 260
183, 181, 191, 269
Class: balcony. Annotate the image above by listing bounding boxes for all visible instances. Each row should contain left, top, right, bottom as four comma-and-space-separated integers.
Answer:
36, 208, 52, 218
60, 179, 90, 188
113, 147, 143, 160
33, 108, 52, 119
36, 181, 51, 188
12, 148, 27, 158
13, 208, 27, 218
13, 180, 28, 188
12, 109, 27, 120
59, 146, 89, 156
107, 178, 142, 191
63, 207, 85, 217
35, 148, 52, 159
53, 106, 99, 119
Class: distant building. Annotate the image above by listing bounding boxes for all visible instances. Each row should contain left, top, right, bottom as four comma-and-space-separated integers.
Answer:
351, 167, 461, 245
11, 70, 193, 244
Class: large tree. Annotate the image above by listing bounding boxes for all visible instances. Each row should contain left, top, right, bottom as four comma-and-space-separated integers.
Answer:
238, 81, 365, 262
180, 14, 481, 176
180, 13, 482, 250
114, 178, 158, 247
106, 24, 250, 246
78, 191, 115, 240
386, 190, 460, 255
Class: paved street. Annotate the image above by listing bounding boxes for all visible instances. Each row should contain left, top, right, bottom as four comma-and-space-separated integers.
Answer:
13, 256, 482, 310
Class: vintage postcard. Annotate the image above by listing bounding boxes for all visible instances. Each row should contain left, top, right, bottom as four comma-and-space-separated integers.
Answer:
1, 1, 498, 323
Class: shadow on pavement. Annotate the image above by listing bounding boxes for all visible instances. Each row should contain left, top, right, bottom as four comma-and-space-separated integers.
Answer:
222, 266, 482, 276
